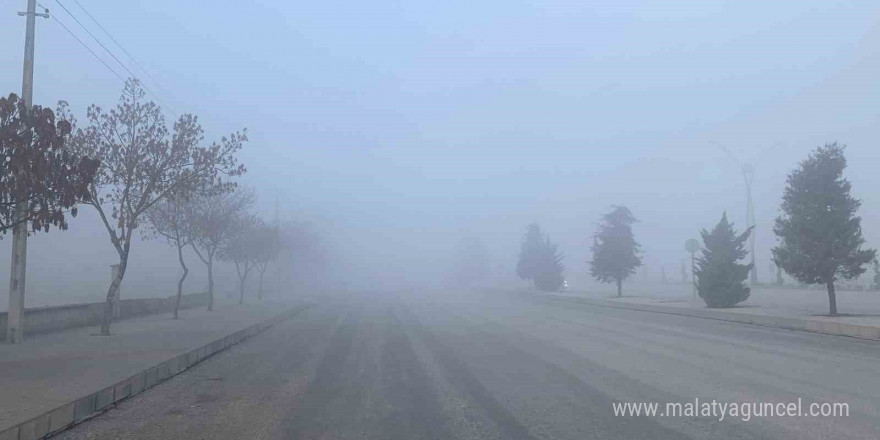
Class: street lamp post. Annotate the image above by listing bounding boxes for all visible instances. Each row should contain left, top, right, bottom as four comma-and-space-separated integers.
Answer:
741, 163, 757, 285
685, 239, 699, 299
711, 141, 783, 286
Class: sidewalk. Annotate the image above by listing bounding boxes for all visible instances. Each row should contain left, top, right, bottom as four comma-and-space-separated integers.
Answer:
0, 299, 300, 435
536, 284, 880, 341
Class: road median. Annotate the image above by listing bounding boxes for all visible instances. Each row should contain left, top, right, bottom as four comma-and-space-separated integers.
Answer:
536, 292, 880, 341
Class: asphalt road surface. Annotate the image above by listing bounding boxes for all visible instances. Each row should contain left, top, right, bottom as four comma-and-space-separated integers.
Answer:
55, 290, 880, 440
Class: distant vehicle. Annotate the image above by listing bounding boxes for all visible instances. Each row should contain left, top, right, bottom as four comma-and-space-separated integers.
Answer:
560, 280, 568, 291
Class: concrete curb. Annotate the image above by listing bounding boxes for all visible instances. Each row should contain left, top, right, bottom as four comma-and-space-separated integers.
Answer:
0, 304, 312, 440
540, 294, 880, 341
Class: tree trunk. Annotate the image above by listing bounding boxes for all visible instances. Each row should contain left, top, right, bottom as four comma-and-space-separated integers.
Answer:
616, 278, 622, 298
174, 243, 189, 319
234, 261, 245, 305
826, 279, 838, 316
207, 257, 214, 311
100, 254, 128, 335
239, 276, 246, 304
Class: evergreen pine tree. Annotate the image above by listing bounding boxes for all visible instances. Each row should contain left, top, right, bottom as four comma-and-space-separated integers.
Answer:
872, 261, 880, 291
589, 206, 642, 297
772, 143, 876, 315
516, 223, 544, 283
534, 237, 565, 292
695, 212, 753, 308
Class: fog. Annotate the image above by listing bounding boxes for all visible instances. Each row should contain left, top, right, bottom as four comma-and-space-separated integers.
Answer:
3, 1, 880, 307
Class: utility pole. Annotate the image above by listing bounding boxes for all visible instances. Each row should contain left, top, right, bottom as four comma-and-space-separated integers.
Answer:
7, 0, 48, 343
274, 192, 281, 296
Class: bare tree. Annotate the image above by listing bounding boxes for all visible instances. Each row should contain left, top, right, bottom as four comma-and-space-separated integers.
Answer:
145, 196, 193, 319
69, 79, 246, 335
253, 224, 282, 300
189, 188, 255, 310
221, 214, 262, 304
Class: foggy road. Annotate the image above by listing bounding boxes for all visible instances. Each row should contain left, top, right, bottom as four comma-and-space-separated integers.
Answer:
54, 291, 880, 440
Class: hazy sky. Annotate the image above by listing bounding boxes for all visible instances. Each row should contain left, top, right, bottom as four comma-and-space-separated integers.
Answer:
2, 0, 880, 303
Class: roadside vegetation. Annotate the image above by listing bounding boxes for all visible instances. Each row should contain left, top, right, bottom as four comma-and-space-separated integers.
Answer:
589, 206, 642, 297
772, 144, 876, 316
694, 213, 753, 308
508, 146, 876, 316
4, 83, 879, 342
1, 79, 322, 342
516, 223, 565, 292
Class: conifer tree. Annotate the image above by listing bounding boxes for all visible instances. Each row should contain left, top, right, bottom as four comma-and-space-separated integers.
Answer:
516, 222, 544, 283
534, 237, 565, 292
589, 206, 642, 297
695, 212, 753, 308
772, 143, 875, 316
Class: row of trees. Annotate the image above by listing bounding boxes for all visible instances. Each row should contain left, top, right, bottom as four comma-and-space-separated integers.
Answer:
512, 144, 873, 317
145, 188, 289, 319
696, 144, 875, 314
515, 206, 644, 294
1, 79, 305, 340
65, 79, 250, 334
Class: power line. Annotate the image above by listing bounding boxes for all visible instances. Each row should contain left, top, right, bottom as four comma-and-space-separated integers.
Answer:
47, 9, 125, 82
69, 0, 164, 92
51, 0, 177, 116
52, 0, 132, 76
